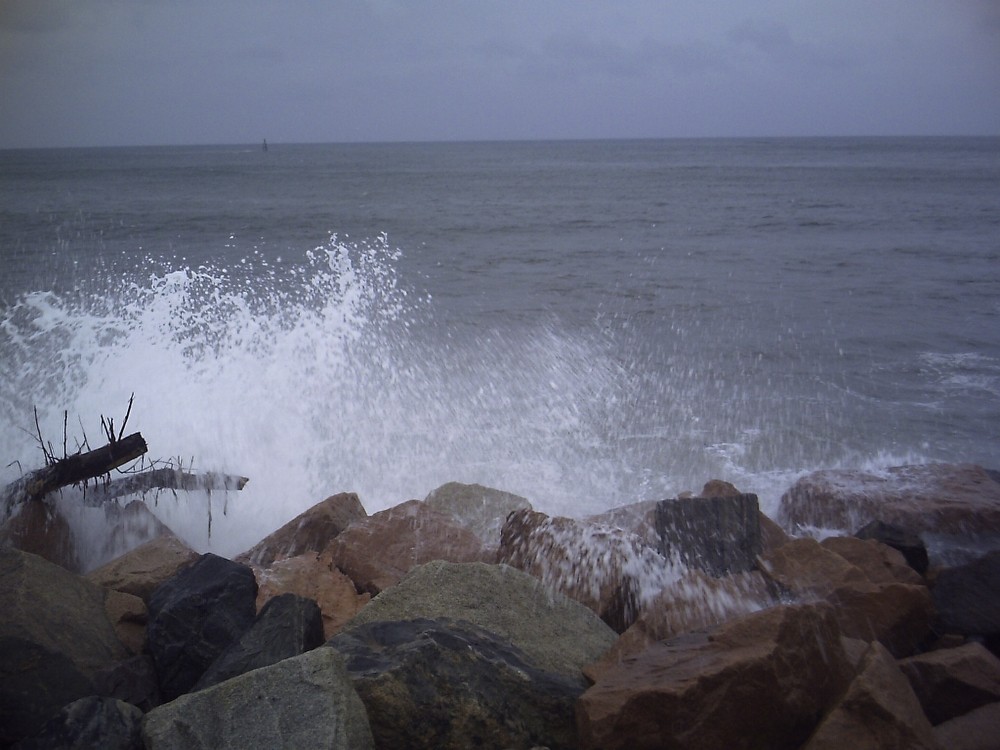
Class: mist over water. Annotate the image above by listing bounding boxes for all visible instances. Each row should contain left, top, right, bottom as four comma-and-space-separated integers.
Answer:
2, 139, 998, 561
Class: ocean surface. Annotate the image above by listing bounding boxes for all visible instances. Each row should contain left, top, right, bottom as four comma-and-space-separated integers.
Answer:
2, 137, 998, 559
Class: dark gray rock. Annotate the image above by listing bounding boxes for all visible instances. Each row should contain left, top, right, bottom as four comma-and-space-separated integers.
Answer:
194, 593, 324, 691
141, 647, 373, 750
0, 637, 95, 746
146, 553, 257, 700
654, 494, 762, 576
93, 655, 161, 713
12, 696, 143, 750
855, 519, 929, 575
328, 617, 584, 750
933, 550, 1000, 638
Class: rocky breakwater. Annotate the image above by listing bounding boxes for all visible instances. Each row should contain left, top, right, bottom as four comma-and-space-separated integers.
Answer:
1, 468, 999, 748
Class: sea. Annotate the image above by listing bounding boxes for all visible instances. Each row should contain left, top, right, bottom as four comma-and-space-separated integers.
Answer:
2, 137, 998, 561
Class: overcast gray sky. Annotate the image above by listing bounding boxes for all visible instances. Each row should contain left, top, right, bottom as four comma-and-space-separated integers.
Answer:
1, 0, 998, 147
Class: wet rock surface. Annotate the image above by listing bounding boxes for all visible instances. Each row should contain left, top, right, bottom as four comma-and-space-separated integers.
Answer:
2, 467, 999, 748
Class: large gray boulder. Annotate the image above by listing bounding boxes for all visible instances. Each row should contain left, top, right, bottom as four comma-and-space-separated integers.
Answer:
141, 647, 373, 750
423, 481, 532, 548
345, 560, 617, 680
654, 493, 763, 577
193, 593, 324, 691
0, 548, 129, 744
329, 617, 582, 750
146, 553, 257, 700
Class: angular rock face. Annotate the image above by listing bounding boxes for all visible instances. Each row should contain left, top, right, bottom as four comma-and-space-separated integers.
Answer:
821, 535, 925, 585
932, 550, 1000, 639
0, 547, 128, 676
146, 553, 258, 701
235, 491, 367, 568
758, 537, 935, 657
576, 603, 855, 750
323, 500, 490, 595
855, 519, 930, 575
141, 647, 374, 750
933, 701, 1000, 750
777, 464, 1000, 550
585, 499, 660, 547
86, 534, 199, 602
898, 642, 1000, 725
802, 641, 942, 750
498, 508, 678, 632
253, 552, 370, 639
329, 617, 583, 750
654, 493, 763, 577
194, 593, 324, 691
584, 569, 778, 683
423, 481, 532, 549
13, 695, 143, 750
346, 560, 617, 680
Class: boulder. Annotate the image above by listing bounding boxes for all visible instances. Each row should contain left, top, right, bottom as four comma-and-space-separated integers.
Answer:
654, 493, 763, 576
855, 519, 930, 575
193, 593, 324, 691
0, 547, 128, 676
0, 637, 95, 746
0, 500, 80, 572
801, 641, 942, 750
759, 537, 933, 656
86, 534, 199, 602
93, 655, 161, 713
821, 535, 925, 585
777, 464, 1000, 555
103, 589, 148, 655
584, 569, 778, 683
498, 508, 678, 632
899, 642, 1000, 725
586, 499, 660, 547
576, 603, 855, 750
346, 560, 617, 680
933, 701, 1000, 750
758, 537, 869, 597
323, 500, 490, 595
329, 617, 583, 750
253, 552, 370, 639
932, 550, 1000, 639
141, 647, 373, 750
423, 481, 532, 548
146, 553, 257, 701
235, 492, 367, 568
12, 696, 143, 750
825, 579, 934, 657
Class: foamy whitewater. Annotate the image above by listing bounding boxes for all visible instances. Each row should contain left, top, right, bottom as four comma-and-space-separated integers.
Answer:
2, 138, 998, 564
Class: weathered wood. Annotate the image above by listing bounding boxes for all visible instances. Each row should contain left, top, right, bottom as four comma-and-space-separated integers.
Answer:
82, 468, 249, 505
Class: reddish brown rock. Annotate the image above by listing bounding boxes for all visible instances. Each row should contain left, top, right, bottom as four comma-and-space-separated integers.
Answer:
235, 491, 367, 568
777, 463, 1000, 540
759, 537, 869, 597
576, 603, 854, 750
85, 534, 198, 602
0, 500, 80, 571
826, 580, 935, 657
253, 552, 370, 639
499, 508, 676, 633
933, 701, 1000, 750
759, 512, 791, 552
323, 499, 490, 595
821, 535, 925, 585
802, 641, 943, 750
586, 499, 660, 547
584, 569, 778, 683
899, 642, 1000, 725
102, 589, 147, 656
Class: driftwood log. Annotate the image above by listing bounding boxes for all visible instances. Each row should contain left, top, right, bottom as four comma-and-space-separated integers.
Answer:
1, 431, 248, 523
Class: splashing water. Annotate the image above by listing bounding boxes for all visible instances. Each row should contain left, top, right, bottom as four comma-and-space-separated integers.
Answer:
1, 234, 668, 559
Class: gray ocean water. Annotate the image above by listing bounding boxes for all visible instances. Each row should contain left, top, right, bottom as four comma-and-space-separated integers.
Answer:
2, 137, 998, 556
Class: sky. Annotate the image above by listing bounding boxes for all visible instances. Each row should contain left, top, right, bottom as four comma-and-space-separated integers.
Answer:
1, 0, 998, 148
